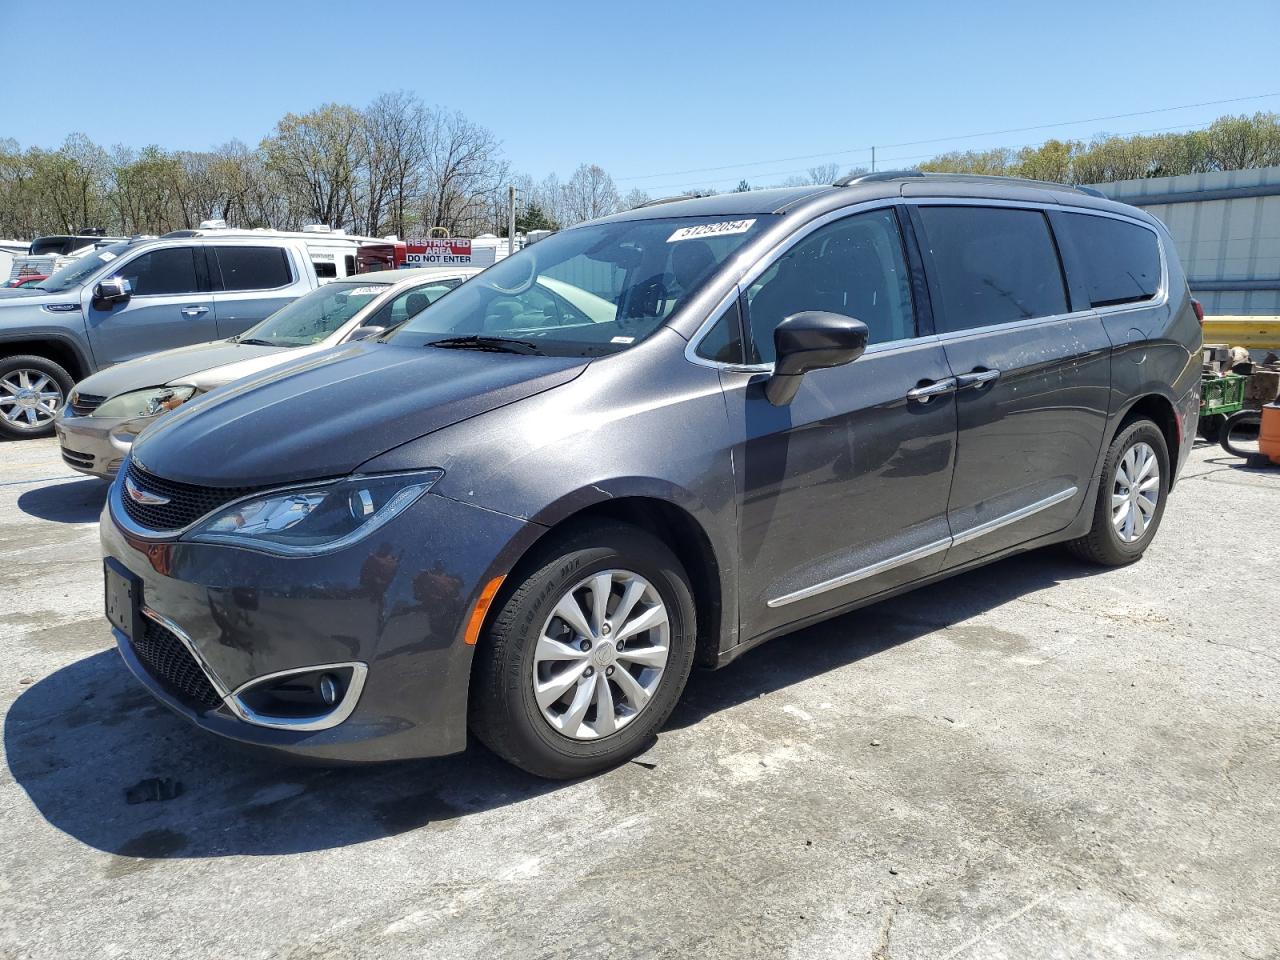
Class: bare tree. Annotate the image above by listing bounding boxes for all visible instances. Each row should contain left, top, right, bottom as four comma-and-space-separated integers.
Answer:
419, 108, 505, 236
262, 104, 366, 229
561, 164, 619, 224
621, 187, 651, 210
362, 91, 429, 237
807, 162, 840, 184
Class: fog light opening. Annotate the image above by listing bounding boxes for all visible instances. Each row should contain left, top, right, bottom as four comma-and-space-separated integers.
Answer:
229, 662, 368, 731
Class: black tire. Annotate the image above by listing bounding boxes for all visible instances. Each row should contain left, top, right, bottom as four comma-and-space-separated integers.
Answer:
1196, 413, 1223, 444
1219, 409, 1262, 459
1067, 419, 1170, 567
470, 522, 696, 779
0, 354, 74, 440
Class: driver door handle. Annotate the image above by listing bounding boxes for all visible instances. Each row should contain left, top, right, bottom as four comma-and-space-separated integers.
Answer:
180, 305, 210, 317
956, 368, 1001, 390
906, 377, 958, 403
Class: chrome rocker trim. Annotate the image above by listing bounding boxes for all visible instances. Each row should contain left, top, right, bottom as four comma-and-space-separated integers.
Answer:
767, 486, 1078, 608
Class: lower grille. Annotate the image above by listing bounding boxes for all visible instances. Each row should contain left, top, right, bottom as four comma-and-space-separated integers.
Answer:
121, 460, 264, 532
69, 392, 106, 416
130, 617, 223, 711
61, 447, 95, 469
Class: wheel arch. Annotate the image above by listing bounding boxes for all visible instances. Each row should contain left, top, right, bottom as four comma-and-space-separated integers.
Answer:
0, 335, 93, 382
1114, 392, 1181, 487
490, 485, 731, 670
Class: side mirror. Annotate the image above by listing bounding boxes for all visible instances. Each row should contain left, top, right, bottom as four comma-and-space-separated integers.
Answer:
93, 277, 131, 306
765, 311, 869, 406
345, 325, 386, 342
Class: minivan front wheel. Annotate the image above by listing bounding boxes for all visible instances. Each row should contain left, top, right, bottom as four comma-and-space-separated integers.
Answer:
470, 523, 696, 779
1068, 419, 1170, 566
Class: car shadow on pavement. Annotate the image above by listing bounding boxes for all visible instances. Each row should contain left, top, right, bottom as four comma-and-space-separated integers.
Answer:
17, 478, 110, 524
5, 547, 1103, 862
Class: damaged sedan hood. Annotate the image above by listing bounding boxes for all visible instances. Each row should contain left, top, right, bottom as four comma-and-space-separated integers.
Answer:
130, 340, 588, 487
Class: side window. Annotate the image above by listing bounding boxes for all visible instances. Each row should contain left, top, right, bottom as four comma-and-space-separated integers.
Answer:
365, 280, 462, 328
696, 300, 745, 364
1062, 213, 1162, 307
917, 206, 1068, 332
214, 247, 293, 291
743, 208, 914, 364
313, 261, 338, 279
114, 247, 199, 296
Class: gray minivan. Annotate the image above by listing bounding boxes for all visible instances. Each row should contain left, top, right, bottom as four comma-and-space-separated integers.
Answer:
100, 172, 1201, 779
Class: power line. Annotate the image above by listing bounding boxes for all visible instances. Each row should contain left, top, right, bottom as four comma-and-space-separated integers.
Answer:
613, 92, 1280, 184
633, 119, 1221, 195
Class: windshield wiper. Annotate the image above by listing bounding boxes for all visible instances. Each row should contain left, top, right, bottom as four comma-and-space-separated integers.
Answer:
428, 335, 544, 355
235, 337, 277, 347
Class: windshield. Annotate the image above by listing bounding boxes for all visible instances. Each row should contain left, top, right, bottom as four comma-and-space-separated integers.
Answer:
392, 215, 776, 357
238, 280, 392, 347
37, 242, 130, 293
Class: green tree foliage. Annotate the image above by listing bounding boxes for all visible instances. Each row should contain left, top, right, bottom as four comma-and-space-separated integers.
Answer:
919, 112, 1280, 185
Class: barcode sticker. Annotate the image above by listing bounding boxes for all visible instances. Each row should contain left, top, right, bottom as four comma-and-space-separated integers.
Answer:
667, 219, 756, 243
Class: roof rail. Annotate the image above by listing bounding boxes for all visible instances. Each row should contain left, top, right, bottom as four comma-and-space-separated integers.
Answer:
833, 170, 925, 187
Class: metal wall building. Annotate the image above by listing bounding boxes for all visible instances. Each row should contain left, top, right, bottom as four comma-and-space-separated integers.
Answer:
1088, 165, 1280, 316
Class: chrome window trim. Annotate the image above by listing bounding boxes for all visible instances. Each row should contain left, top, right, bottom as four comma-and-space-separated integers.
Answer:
909, 198, 1170, 319
1054, 206, 1170, 317
684, 194, 1172, 371
767, 486, 1077, 608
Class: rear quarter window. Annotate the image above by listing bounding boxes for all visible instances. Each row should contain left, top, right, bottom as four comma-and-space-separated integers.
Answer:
1062, 213, 1162, 307
214, 246, 293, 291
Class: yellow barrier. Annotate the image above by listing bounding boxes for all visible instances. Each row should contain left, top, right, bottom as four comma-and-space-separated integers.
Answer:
1202, 316, 1280, 350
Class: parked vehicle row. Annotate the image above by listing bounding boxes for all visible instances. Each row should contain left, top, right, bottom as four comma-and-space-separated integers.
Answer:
0, 226, 378, 439
56, 267, 480, 477
98, 172, 1201, 779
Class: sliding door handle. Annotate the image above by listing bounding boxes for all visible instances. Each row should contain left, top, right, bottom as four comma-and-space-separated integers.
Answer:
956, 368, 1000, 390
906, 377, 958, 403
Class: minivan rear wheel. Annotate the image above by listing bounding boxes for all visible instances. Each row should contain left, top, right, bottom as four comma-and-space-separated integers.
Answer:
1067, 419, 1170, 566
0, 355, 74, 440
470, 523, 696, 779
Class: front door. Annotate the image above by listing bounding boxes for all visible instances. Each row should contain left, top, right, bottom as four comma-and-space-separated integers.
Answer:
909, 204, 1111, 567
82, 245, 217, 366
721, 207, 959, 639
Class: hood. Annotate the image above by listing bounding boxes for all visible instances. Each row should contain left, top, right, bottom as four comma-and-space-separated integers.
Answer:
76, 339, 284, 398
131, 340, 588, 487
0, 287, 76, 305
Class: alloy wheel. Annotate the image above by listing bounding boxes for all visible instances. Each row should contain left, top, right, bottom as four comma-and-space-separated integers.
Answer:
532, 569, 671, 741
0, 368, 64, 428
1111, 441, 1160, 543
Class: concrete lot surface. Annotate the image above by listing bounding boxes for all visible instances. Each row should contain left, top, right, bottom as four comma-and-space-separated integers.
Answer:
1, 437, 1277, 959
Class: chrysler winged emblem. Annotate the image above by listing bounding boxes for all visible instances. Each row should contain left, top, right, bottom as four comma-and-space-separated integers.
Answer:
124, 475, 171, 506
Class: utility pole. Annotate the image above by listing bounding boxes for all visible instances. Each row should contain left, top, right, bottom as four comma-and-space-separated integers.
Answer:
871, 146, 876, 172
508, 185, 517, 258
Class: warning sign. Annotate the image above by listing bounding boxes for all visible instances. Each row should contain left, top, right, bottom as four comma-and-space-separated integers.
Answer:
403, 238, 494, 267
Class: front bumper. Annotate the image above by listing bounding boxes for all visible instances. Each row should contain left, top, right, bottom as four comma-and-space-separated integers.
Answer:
100, 480, 540, 762
55, 412, 147, 479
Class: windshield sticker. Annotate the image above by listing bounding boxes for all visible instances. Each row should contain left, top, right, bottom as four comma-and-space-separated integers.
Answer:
667, 219, 756, 243
98, 251, 116, 261
344, 286, 385, 295
610, 336, 635, 344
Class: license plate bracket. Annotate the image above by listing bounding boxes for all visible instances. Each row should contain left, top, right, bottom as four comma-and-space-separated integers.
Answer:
104, 558, 143, 641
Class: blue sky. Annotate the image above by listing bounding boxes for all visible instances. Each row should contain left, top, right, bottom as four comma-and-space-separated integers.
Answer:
3, 0, 1278, 193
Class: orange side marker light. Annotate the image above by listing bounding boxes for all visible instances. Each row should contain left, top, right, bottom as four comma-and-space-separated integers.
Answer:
464, 575, 506, 645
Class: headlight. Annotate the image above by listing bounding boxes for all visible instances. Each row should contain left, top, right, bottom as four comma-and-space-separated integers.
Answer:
91, 385, 197, 419
185, 470, 443, 556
